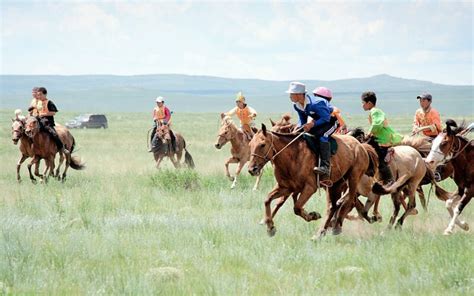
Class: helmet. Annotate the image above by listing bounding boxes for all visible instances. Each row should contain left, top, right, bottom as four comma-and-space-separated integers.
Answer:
235, 91, 246, 103
313, 87, 332, 100
155, 96, 164, 103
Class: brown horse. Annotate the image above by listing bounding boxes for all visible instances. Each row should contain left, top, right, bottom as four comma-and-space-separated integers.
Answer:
426, 119, 473, 235
153, 124, 195, 169
25, 117, 85, 182
214, 115, 262, 190
248, 124, 374, 239
11, 118, 40, 182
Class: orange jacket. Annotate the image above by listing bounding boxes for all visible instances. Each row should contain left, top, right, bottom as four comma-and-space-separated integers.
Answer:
413, 107, 442, 137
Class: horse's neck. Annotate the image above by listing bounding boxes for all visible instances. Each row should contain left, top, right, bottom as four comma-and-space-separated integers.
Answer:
271, 135, 310, 170
19, 134, 34, 155
32, 132, 55, 155
230, 129, 248, 148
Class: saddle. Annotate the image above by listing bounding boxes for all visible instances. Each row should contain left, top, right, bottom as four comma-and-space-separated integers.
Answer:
303, 133, 338, 155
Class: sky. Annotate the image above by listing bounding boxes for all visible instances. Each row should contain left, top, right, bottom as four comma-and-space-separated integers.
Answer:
1, 0, 472, 85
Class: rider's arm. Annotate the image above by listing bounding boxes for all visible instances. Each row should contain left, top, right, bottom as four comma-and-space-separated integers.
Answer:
164, 107, 171, 123
310, 101, 331, 127
46, 101, 58, 117
248, 106, 257, 119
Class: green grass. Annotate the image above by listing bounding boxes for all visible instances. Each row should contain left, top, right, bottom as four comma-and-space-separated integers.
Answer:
1, 110, 473, 295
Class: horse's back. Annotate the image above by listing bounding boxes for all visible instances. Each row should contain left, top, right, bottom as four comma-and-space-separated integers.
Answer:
393, 145, 426, 177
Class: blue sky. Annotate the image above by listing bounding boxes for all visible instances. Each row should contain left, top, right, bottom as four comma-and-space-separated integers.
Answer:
1, 0, 472, 85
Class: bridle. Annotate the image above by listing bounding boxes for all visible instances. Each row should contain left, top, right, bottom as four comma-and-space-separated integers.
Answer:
251, 129, 305, 163
433, 133, 473, 164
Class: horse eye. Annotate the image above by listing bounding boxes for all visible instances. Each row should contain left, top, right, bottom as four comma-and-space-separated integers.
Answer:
259, 143, 265, 148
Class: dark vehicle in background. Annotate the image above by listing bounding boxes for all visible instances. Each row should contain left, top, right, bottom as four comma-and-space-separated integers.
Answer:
65, 114, 108, 129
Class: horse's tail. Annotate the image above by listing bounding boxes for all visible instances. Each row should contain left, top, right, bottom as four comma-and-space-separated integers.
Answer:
423, 162, 452, 201
184, 148, 195, 169
68, 134, 85, 170
70, 155, 86, 170
362, 143, 378, 177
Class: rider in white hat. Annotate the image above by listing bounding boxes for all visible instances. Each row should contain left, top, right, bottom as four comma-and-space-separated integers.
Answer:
286, 82, 338, 177
149, 96, 172, 152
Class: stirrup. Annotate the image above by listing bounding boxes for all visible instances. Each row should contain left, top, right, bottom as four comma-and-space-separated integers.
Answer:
313, 166, 330, 176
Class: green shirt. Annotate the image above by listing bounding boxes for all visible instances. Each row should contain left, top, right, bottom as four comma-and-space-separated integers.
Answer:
368, 108, 403, 146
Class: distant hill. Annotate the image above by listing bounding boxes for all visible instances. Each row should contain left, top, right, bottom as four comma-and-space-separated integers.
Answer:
1, 74, 472, 116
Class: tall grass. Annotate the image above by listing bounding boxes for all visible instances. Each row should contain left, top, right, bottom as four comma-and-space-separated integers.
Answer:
1, 110, 473, 294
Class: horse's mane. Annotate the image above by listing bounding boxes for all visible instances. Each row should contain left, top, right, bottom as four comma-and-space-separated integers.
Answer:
222, 115, 238, 129
270, 130, 303, 139
445, 119, 467, 135
400, 136, 432, 155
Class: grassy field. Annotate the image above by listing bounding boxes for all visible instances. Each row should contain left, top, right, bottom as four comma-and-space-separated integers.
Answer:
1, 110, 473, 295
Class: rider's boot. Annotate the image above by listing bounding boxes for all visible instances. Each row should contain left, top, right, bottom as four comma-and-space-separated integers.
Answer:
314, 141, 331, 178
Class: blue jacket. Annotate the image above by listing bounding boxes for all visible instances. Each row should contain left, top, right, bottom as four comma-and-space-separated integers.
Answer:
293, 94, 333, 127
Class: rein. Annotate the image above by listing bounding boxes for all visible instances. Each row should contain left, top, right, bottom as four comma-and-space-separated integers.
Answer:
434, 136, 473, 164
251, 127, 305, 162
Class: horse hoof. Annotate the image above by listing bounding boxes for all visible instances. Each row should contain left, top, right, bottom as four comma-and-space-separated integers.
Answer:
443, 229, 454, 235
309, 211, 322, 221
230, 184, 236, 189
408, 208, 418, 216
459, 222, 469, 231
252, 187, 258, 191
313, 230, 327, 240
267, 227, 276, 237
394, 224, 402, 230
332, 227, 342, 236
31, 179, 37, 184
258, 219, 266, 225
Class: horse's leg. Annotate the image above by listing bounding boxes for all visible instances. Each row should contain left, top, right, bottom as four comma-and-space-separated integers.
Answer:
293, 185, 321, 222
252, 169, 263, 191
55, 151, 64, 179
231, 160, 245, 189
225, 157, 239, 181
395, 186, 418, 229
445, 192, 468, 230
175, 149, 183, 166
352, 196, 375, 223
16, 154, 28, 182
155, 155, 163, 169
445, 190, 472, 234
170, 153, 180, 169
259, 193, 297, 225
315, 185, 341, 239
417, 186, 427, 211
263, 185, 291, 236
333, 173, 362, 235
27, 157, 38, 183
372, 195, 382, 222
61, 152, 70, 182
388, 192, 402, 229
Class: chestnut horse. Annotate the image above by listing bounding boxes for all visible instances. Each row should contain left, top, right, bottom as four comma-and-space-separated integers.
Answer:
426, 119, 473, 235
25, 117, 85, 182
248, 124, 374, 239
214, 115, 262, 190
153, 124, 195, 169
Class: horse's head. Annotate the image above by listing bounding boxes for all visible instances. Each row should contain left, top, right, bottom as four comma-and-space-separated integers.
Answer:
156, 124, 171, 144
270, 114, 296, 133
349, 127, 366, 143
214, 116, 236, 149
248, 124, 274, 176
426, 119, 464, 169
24, 116, 40, 138
11, 118, 26, 145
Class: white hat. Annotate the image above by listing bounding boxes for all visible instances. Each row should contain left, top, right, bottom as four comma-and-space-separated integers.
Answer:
285, 82, 306, 94
155, 96, 164, 103
14, 109, 22, 116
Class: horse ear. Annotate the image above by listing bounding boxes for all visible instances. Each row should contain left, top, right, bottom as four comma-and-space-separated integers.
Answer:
11, 118, 15, 122
220, 113, 225, 120
269, 118, 275, 127
262, 123, 267, 136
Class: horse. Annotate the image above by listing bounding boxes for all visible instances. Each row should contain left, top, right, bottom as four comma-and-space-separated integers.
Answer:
349, 128, 452, 228
426, 119, 473, 235
11, 118, 40, 182
248, 124, 376, 239
25, 116, 85, 182
214, 115, 262, 190
153, 124, 195, 169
